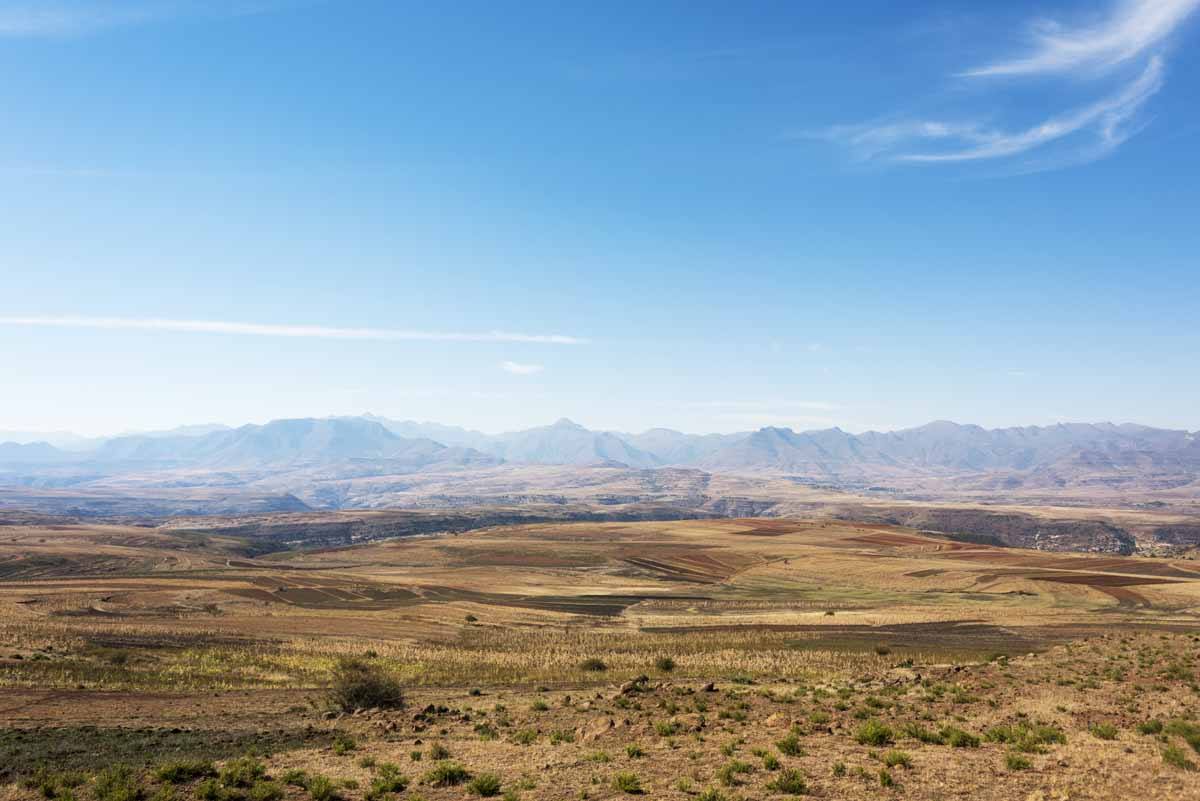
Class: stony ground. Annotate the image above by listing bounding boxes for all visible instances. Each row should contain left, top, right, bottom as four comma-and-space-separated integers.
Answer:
2, 631, 1198, 801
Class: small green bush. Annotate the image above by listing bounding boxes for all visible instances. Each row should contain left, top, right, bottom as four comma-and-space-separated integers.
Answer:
767, 768, 807, 795
776, 733, 803, 756
882, 751, 911, 769
248, 781, 283, 801
219, 758, 266, 789
1005, 753, 1031, 771
306, 775, 338, 801
1163, 745, 1197, 771
855, 720, 894, 747
939, 727, 980, 748
95, 766, 143, 801
716, 760, 752, 787
195, 780, 221, 801
365, 765, 409, 800
282, 771, 308, 788
655, 656, 676, 673
1090, 723, 1118, 740
423, 763, 470, 787
612, 772, 642, 794
155, 762, 215, 785
467, 774, 502, 797
580, 658, 607, 672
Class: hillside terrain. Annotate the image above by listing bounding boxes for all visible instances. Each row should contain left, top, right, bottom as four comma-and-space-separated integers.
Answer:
1, 516, 1198, 800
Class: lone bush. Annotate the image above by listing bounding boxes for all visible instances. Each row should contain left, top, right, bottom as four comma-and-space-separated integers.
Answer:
328, 657, 404, 712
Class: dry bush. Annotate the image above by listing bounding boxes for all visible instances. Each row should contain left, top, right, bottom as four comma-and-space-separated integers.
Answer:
327, 656, 404, 712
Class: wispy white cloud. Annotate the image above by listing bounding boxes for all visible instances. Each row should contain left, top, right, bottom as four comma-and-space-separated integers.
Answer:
499, 361, 545, 375
964, 0, 1199, 77
0, 316, 588, 345
896, 57, 1164, 163
821, 1, 1189, 171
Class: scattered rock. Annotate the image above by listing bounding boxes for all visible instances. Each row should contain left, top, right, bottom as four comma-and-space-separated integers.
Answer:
580, 716, 615, 742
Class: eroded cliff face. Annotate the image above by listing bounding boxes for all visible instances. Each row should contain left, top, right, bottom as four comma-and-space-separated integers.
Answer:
1153, 524, 1200, 546
164, 505, 717, 554
830, 507, 1138, 554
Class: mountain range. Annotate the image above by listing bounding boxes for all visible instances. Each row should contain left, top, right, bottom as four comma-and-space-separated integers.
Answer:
2, 416, 1197, 482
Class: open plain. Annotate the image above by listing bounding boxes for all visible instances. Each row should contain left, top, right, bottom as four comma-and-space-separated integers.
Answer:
2, 515, 1199, 800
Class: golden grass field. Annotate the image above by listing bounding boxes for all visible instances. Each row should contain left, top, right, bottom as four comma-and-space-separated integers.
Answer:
1, 516, 1199, 800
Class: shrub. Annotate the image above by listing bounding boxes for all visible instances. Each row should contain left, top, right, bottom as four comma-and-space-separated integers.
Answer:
655, 656, 676, 673
155, 762, 215, 785
195, 780, 221, 801
855, 720, 894, 747
332, 734, 357, 755
24, 768, 86, 800
95, 766, 143, 801
762, 753, 780, 771
939, 727, 980, 748
428, 743, 451, 760
625, 744, 645, 758
467, 774, 502, 797
696, 789, 725, 801
306, 775, 338, 801
512, 730, 537, 746
874, 645, 891, 656
530, 699, 549, 712
219, 758, 265, 788
423, 763, 470, 787
878, 769, 895, 788
1005, 753, 1031, 771
654, 720, 680, 737
281, 771, 308, 788
1163, 745, 1197, 771
768, 768, 808, 795
248, 782, 283, 801
580, 658, 607, 672
1138, 720, 1164, 735
831, 762, 846, 777
1090, 723, 1118, 740
716, 760, 752, 787
776, 733, 803, 756
365, 765, 409, 800
328, 657, 404, 713
612, 772, 642, 794
882, 751, 911, 769
900, 721, 943, 745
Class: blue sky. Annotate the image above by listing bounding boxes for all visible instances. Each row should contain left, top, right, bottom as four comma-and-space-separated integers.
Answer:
2, 0, 1198, 436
